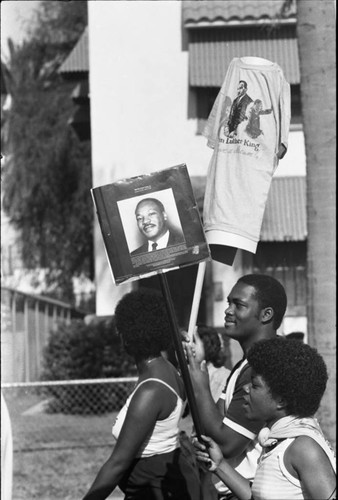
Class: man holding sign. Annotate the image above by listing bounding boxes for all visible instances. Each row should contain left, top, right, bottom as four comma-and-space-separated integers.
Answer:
186, 274, 287, 500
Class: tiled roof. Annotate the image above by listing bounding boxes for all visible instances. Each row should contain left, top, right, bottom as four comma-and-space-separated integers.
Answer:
58, 2, 297, 77
59, 28, 89, 74
188, 26, 299, 86
183, 0, 296, 27
191, 175, 306, 241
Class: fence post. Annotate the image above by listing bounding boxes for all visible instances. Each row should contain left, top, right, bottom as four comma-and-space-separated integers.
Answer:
10, 291, 17, 382
52, 305, 57, 331
44, 303, 49, 346
23, 296, 30, 382
35, 300, 41, 376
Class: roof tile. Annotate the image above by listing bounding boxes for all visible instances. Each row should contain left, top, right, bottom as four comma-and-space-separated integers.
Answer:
183, 0, 296, 26
189, 26, 299, 85
59, 27, 89, 74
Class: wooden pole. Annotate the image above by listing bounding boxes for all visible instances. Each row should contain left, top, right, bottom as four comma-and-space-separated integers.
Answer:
187, 261, 207, 341
158, 272, 204, 439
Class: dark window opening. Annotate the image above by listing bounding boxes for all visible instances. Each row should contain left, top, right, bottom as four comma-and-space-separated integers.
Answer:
242, 241, 307, 314
290, 84, 302, 125
137, 264, 206, 330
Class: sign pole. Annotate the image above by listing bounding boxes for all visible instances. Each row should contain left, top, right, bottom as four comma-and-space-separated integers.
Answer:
158, 272, 204, 439
187, 261, 207, 341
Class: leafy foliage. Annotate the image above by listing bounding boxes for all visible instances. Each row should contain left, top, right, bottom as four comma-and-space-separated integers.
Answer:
2, 1, 92, 302
42, 318, 136, 380
41, 317, 136, 414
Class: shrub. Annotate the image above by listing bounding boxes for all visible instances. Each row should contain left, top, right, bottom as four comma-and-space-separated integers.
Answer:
41, 316, 136, 414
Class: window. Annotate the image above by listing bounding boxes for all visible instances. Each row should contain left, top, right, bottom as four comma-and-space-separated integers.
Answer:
186, 23, 302, 133
192, 87, 219, 134
290, 84, 302, 125
193, 84, 302, 135
242, 242, 307, 315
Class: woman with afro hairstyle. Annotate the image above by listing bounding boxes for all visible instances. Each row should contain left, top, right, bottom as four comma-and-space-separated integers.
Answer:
83, 288, 201, 500
195, 337, 336, 500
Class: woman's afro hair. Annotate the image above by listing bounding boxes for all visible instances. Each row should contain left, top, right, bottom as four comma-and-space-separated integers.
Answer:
247, 337, 328, 417
114, 288, 172, 358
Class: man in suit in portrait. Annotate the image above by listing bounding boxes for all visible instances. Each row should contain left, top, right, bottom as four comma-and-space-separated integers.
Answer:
131, 198, 185, 255
226, 80, 253, 137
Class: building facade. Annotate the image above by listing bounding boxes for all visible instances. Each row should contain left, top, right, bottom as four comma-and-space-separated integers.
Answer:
60, 1, 307, 363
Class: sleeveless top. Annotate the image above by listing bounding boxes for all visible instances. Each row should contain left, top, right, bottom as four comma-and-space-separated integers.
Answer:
112, 378, 185, 458
252, 434, 336, 500
215, 359, 262, 495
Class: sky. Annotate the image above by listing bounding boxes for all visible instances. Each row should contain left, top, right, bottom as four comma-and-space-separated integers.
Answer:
1, 0, 40, 60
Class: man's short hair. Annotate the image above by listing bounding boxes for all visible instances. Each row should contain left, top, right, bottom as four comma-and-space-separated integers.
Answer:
135, 197, 165, 214
237, 274, 287, 329
239, 80, 248, 90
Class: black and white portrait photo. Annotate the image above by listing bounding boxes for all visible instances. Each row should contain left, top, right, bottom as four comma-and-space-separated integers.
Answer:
118, 189, 185, 255
92, 164, 210, 284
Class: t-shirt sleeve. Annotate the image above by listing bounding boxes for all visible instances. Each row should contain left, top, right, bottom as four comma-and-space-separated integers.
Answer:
222, 364, 264, 438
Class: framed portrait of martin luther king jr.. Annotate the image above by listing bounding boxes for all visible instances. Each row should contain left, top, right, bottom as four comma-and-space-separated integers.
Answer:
91, 164, 210, 285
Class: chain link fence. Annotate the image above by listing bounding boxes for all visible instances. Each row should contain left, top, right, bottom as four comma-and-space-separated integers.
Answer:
2, 379, 143, 499
2, 378, 137, 453
2, 378, 194, 499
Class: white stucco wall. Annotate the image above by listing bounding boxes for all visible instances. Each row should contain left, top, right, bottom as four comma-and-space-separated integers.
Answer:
273, 128, 306, 177
88, 1, 213, 314
88, 1, 211, 183
88, 1, 306, 315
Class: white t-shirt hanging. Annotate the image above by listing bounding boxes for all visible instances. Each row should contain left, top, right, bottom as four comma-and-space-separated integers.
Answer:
203, 57, 291, 254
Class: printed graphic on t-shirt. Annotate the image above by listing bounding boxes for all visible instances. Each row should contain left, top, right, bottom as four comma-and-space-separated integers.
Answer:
217, 79, 273, 159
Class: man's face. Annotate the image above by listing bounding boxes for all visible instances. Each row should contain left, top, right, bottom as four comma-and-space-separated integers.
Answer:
223, 282, 262, 341
237, 82, 247, 97
135, 200, 167, 241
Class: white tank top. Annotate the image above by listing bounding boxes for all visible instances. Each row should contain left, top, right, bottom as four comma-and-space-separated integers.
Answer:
112, 378, 185, 458
252, 436, 336, 500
